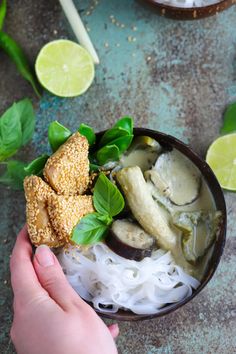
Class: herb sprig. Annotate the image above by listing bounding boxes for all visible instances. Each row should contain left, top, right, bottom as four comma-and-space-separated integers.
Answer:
71, 173, 124, 245
220, 102, 236, 134
0, 1, 40, 96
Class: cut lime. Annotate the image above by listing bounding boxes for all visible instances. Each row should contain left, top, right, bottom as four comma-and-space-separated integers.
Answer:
206, 133, 236, 191
35, 40, 95, 97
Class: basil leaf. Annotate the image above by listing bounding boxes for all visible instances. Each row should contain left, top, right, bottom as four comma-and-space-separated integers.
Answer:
221, 102, 236, 134
71, 212, 108, 245
24, 154, 49, 176
0, 106, 22, 161
15, 98, 35, 145
48, 121, 71, 152
93, 173, 124, 217
78, 123, 96, 145
89, 163, 100, 172
98, 127, 129, 147
0, 0, 7, 30
0, 31, 41, 97
114, 117, 133, 135
0, 160, 27, 190
97, 213, 113, 225
96, 144, 120, 165
109, 135, 133, 154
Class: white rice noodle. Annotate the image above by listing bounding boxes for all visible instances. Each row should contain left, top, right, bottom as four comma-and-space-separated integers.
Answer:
58, 243, 200, 315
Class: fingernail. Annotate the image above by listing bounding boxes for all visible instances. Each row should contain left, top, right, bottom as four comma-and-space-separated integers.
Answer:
35, 245, 54, 267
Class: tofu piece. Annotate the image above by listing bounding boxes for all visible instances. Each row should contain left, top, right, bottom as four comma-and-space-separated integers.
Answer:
43, 132, 89, 195
47, 194, 94, 241
24, 176, 65, 247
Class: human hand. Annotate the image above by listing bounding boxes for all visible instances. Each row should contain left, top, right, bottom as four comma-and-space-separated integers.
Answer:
10, 226, 119, 354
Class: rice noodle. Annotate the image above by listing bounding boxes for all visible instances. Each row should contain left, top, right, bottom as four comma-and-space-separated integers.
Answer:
58, 243, 200, 315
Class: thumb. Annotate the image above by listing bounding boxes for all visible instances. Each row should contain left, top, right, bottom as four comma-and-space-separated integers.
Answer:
33, 245, 82, 310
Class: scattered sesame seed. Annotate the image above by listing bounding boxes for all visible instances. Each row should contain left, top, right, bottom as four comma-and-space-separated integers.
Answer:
127, 36, 133, 42
133, 37, 137, 42
86, 11, 91, 16
116, 43, 120, 47
3, 280, 7, 285
147, 56, 152, 62
132, 26, 137, 31
104, 42, 109, 48
110, 15, 114, 19
111, 18, 116, 23
121, 24, 125, 28
53, 29, 58, 35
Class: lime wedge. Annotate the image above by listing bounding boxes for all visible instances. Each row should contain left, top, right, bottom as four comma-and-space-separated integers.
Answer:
35, 39, 95, 97
206, 133, 236, 191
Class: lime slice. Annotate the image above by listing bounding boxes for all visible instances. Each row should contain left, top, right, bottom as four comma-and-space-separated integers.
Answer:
35, 39, 95, 97
206, 133, 236, 191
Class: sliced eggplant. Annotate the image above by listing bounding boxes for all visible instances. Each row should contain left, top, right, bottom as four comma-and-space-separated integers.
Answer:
153, 149, 201, 206
116, 166, 177, 251
173, 210, 222, 263
106, 219, 154, 261
120, 136, 162, 172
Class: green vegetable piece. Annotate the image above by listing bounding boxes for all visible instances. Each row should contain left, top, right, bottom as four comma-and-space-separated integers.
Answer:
24, 154, 49, 176
15, 98, 35, 146
96, 144, 120, 165
89, 163, 100, 172
173, 211, 222, 263
114, 116, 133, 135
109, 135, 134, 154
0, 160, 27, 190
48, 121, 71, 152
71, 212, 109, 245
0, 0, 7, 30
78, 123, 96, 145
221, 102, 236, 134
0, 31, 41, 96
99, 127, 129, 147
0, 99, 35, 161
93, 173, 125, 217
0, 107, 22, 162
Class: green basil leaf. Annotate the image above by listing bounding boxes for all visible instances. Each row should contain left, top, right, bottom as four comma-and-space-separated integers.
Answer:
15, 98, 35, 145
89, 163, 100, 172
24, 154, 49, 176
96, 144, 120, 165
0, 160, 27, 190
78, 123, 96, 145
98, 127, 129, 147
0, 105, 22, 161
221, 102, 236, 134
0, 31, 41, 97
48, 121, 71, 152
0, 0, 7, 30
114, 116, 133, 135
110, 135, 134, 154
93, 173, 124, 217
71, 212, 108, 245
96, 213, 113, 225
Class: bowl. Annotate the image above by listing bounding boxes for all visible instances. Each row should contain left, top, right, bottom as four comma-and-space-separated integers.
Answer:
92, 127, 226, 321
140, 0, 235, 20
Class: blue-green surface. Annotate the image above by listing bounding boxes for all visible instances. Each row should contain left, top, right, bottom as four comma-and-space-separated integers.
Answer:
0, 1, 236, 353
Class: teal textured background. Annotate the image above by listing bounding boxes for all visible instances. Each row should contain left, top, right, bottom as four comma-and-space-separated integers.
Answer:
0, 1, 236, 353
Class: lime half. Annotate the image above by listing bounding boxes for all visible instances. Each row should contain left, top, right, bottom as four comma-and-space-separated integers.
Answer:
35, 40, 95, 97
206, 133, 236, 191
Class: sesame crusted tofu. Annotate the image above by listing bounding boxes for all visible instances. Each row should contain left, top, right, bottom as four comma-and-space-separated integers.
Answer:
24, 176, 65, 248
43, 132, 89, 195
47, 194, 94, 241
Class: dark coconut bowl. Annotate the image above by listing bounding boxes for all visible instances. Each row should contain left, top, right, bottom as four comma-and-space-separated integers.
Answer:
91, 128, 226, 321
140, 0, 235, 20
